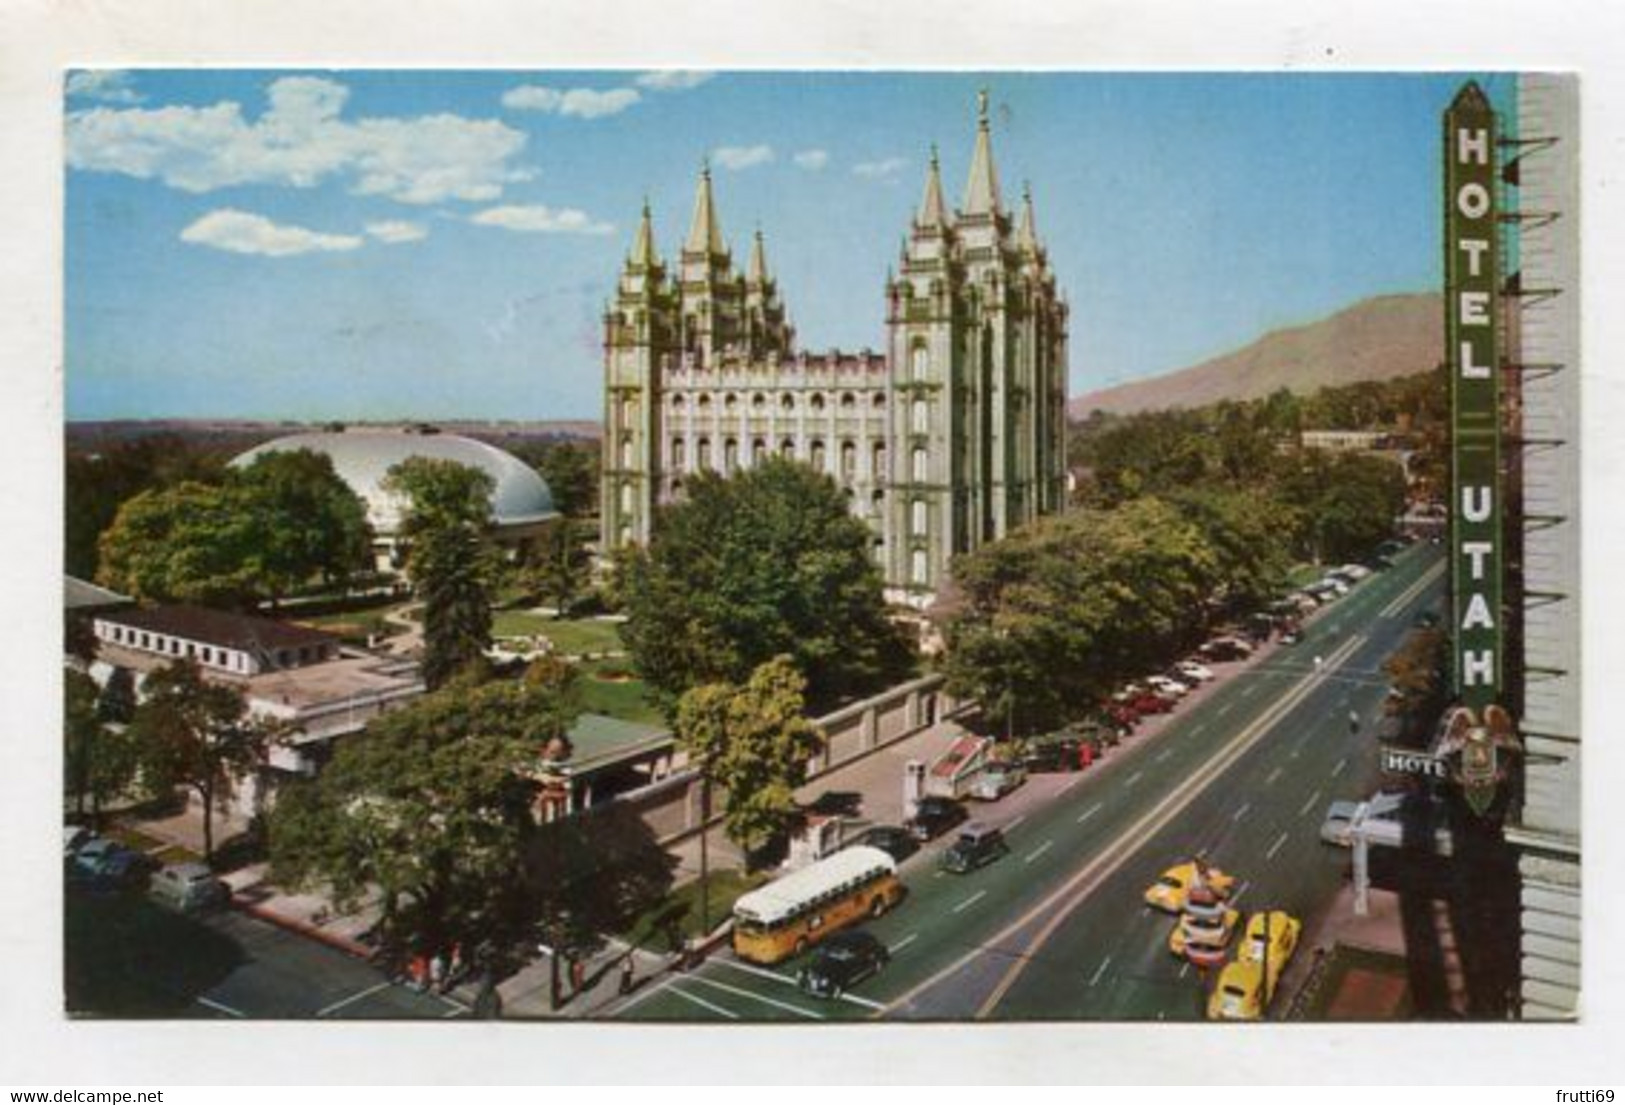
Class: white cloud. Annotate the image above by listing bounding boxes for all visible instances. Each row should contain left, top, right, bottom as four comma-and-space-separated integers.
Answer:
501, 85, 640, 119
365, 220, 427, 244
470, 205, 614, 234
66, 70, 143, 105
853, 157, 909, 179
635, 71, 714, 92
66, 75, 529, 205
712, 145, 773, 171
793, 148, 829, 171
179, 208, 363, 257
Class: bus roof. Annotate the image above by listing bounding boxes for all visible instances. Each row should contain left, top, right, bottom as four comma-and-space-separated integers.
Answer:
732, 846, 896, 926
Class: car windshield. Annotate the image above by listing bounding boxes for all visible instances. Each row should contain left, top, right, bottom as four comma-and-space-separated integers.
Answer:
819, 945, 860, 962
1159, 875, 1184, 889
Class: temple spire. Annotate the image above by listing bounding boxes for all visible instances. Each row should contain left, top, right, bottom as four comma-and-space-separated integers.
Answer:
962, 87, 1002, 216
918, 143, 948, 230
1016, 181, 1039, 252
629, 196, 658, 268
684, 160, 727, 256
747, 225, 769, 283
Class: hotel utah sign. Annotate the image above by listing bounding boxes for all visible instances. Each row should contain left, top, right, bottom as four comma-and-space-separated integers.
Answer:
1444, 82, 1516, 816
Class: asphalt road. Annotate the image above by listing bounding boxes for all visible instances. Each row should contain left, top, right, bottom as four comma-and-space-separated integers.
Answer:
615, 543, 1446, 1022
66, 888, 467, 1020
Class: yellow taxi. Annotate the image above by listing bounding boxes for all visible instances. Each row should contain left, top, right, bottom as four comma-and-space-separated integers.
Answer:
1238, 911, 1301, 969
1143, 860, 1236, 913
1207, 912, 1301, 1020
1207, 960, 1270, 1020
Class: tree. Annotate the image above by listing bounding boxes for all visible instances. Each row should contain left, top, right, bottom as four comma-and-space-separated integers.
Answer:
383, 458, 500, 689
64, 669, 139, 827
618, 457, 911, 711
674, 656, 822, 870
97, 481, 262, 609
128, 661, 269, 863
526, 521, 592, 614
92, 449, 371, 609
940, 500, 1220, 735
533, 440, 598, 520
66, 433, 230, 581
269, 671, 583, 972
231, 449, 372, 600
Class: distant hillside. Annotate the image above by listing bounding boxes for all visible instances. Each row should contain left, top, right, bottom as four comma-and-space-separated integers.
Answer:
1070, 293, 1442, 418
66, 419, 600, 456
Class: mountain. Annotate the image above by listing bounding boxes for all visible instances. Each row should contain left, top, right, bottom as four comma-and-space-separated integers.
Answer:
1069, 293, 1442, 418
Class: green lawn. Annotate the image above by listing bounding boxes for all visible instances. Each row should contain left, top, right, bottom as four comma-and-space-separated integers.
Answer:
291, 602, 414, 643
493, 612, 626, 656
578, 659, 665, 726
617, 868, 768, 949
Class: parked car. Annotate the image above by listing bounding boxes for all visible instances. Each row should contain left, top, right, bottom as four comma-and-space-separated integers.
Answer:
1146, 675, 1193, 698
1174, 661, 1215, 684
1279, 625, 1303, 646
796, 930, 890, 999
941, 823, 1009, 874
69, 848, 150, 895
64, 825, 93, 857
151, 862, 230, 912
906, 796, 968, 842
72, 836, 122, 873
1238, 911, 1301, 970
846, 824, 919, 863
1200, 637, 1254, 662
1020, 737, 1082, 774
969, 762, 1027, 801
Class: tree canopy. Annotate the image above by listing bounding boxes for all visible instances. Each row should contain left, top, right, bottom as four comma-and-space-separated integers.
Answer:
95, 449, 371, 609
941, 500, 1229, 735
618, 457, 912, 712
383, 457, 500, 689
128, 661, 269, 862
269, 668, 584, 965
673, 655, 823, 859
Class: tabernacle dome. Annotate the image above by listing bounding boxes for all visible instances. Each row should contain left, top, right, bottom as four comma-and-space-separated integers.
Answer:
231, 427, 557, 569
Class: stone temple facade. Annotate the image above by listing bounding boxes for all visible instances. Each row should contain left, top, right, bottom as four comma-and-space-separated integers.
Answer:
601, 93, 1069, 605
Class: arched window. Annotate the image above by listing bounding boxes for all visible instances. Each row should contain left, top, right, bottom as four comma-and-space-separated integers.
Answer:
840, 392, 857, 409
621, 398, 637, 430
671, 437, 686, 470
811, 439, 827, 473
840, 440, 857, 480
911, 499, 928, 536
811, 393, 827, 413
751, 438, 767, 465
724, 393, 739, 413
620, 438, 634, 468
911, 548, 929, 586
670, 393, 685, 411
697, 436, 712, 470
781, 393, 796, 411
911, 344, 930, 382
619, 482, 634, 513
724, 437, 739, 473
872, 442, 887, 480
873, 392, 887, 409
752, 393, 767, 410
780, 437, 796, 459
912, 398, 929, 435
911, 446, 928, 483
697, 393, 713, 412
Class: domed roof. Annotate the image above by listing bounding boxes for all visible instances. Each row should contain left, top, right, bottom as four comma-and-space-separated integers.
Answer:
231, 429, 557, 535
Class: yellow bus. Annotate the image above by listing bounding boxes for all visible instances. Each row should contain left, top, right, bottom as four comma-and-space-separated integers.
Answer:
731, 846, 905, 965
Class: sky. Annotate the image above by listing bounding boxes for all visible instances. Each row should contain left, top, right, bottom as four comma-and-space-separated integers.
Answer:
63, 69, 1515, 422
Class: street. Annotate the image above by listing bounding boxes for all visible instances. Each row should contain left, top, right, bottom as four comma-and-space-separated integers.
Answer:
66, 890, 468, 1020
615, 543, 1446, 1021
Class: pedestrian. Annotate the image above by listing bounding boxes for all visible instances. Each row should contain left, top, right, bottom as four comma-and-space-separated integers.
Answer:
1313, 654, 1324, 670
1348, 709, 1360, 735
619, 954, 635, 995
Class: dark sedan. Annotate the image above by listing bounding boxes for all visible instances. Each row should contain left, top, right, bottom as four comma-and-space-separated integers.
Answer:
847, 824, 919, 862
796, 931, 890, 999
905, 796, 968, 841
